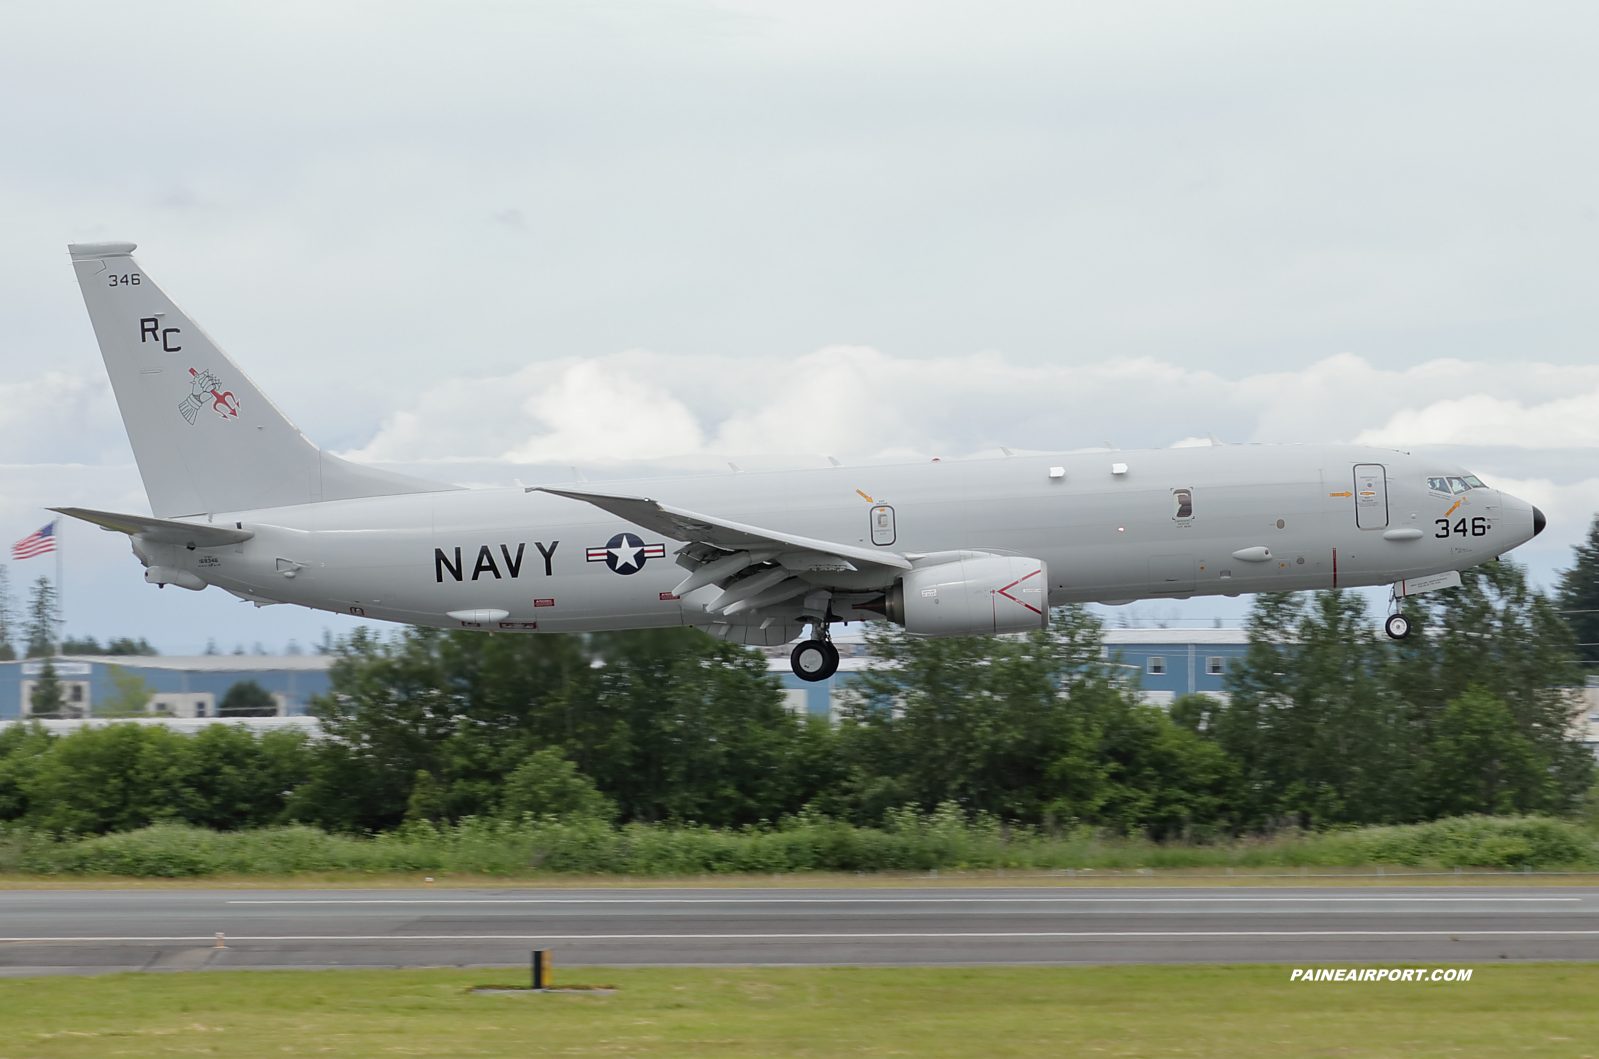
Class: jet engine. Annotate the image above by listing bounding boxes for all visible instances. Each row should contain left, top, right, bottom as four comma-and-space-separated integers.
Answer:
880, 555, 1049, 636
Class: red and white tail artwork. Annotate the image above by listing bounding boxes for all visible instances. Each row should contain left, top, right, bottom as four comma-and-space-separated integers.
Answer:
179, 368, 240, 424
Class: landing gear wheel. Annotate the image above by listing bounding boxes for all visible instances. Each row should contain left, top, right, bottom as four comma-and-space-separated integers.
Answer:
1384, 613, 1412, 640
791, 639, 839, 682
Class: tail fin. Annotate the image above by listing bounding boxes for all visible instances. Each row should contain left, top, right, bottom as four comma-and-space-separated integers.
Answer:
67, 242, 458, 517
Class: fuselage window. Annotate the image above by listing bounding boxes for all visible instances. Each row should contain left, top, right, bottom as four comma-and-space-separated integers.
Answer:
1172, 488, 1193, 519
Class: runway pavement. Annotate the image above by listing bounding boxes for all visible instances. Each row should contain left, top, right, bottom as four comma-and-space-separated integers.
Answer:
1, 886, 1597, 975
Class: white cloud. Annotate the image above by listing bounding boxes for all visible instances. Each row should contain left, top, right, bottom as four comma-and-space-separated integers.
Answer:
333, 348, 1599, 470
1355, 389, 1599, 449
0, 374, 125, 465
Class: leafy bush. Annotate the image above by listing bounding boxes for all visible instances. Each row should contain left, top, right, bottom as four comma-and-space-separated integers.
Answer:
2, 810, 1592, 878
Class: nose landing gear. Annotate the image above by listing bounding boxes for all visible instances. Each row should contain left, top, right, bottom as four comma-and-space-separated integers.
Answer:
1384, 612, 1411, 640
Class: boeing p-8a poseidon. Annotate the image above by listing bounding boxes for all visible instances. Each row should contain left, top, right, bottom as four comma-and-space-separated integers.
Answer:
58, 242, 1545, 681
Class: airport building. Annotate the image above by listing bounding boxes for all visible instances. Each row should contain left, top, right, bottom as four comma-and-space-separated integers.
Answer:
0, 654, 333, 721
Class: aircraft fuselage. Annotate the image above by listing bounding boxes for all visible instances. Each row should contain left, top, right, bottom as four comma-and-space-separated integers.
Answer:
152, 443, 1538, 635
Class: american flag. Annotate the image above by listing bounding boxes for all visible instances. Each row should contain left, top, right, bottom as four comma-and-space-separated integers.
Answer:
11, 521, 57, 560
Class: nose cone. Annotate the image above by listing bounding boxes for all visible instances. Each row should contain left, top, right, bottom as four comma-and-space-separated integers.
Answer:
1495, 491, 1542, 551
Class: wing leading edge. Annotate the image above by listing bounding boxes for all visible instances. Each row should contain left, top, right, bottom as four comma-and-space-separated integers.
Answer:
532, 486, 908, 623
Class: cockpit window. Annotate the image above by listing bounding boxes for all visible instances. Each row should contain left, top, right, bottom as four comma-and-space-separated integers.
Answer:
1429, 475, 1488, 494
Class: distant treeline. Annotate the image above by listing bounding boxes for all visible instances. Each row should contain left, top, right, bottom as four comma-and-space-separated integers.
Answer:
0, 558, 1593, 841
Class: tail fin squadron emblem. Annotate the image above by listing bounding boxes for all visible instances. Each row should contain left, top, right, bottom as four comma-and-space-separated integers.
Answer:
179, 368, 239, 424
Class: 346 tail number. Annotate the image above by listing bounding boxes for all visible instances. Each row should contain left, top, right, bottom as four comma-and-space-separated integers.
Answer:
1436, 517, 1488, 538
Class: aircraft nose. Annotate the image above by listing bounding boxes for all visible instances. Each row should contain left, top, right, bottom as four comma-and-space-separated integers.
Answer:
1533, 506, 1546, 537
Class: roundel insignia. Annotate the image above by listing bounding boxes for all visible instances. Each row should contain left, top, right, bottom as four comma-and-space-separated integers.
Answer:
586, 532, 667, 575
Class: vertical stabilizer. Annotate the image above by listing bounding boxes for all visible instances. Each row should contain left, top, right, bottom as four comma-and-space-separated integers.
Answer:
67, 242, 457, 517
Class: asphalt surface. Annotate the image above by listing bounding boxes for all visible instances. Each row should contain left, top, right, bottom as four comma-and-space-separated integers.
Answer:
1, 886, 1596, 975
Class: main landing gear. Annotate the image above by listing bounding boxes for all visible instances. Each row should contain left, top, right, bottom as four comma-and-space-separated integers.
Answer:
791, 638, 840, 682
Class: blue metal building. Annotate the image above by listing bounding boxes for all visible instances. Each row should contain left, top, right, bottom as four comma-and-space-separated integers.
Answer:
0, 655, 333, 719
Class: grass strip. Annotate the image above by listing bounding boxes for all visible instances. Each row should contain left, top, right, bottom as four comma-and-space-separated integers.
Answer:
0, 964, 1596, 1058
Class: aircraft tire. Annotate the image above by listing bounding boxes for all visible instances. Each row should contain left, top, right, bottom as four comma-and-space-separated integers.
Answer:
791, 639, 839, 682
1384, 613, 1411, 640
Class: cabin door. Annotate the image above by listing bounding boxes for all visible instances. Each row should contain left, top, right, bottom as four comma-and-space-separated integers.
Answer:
1353, 464, 1388, 529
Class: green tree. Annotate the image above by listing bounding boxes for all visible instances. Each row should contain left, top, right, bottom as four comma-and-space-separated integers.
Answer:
576, 628, 827, 825
836, 606, 1237, 836
837, 619, 1067, 822
1387, 559, 1593, 814
403, 769, 447, 826
1214, 591, 1410, 826
97, 664, 154, 717
220, 680, 277, 716
17, 723, 195, 833
4, 723, 311, 833
500, 747, 615, 821
28, 658, 65, 718
1557, 514, 1599, 666
183, 725, 312, 830
0, 565, 17, 661
0, 723, 55, 821
305, 625, 820, 831
1420, 686, 1548, 816
23, 577, 56, 658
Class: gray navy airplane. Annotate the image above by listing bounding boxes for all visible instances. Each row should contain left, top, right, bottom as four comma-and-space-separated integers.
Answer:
57, 242, 1545, 681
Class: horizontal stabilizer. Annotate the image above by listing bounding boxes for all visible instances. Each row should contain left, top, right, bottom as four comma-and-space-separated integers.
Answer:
534, 486, 912, 571
51, 506, 253, 548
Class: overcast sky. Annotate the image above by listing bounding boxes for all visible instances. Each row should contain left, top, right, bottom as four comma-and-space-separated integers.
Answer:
4, 1, 1599, 652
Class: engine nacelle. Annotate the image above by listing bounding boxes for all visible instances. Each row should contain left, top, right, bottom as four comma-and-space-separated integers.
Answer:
883, 555, 1049, 636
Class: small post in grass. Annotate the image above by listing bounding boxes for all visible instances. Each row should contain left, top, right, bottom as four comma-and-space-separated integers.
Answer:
531, 949, 551, 990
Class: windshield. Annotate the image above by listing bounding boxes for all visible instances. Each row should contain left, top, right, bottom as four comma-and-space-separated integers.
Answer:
1428, 474, 1489, 494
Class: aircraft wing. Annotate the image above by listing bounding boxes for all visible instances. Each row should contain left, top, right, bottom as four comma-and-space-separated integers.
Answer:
533, 487, 911, 573
52, 507, 255, 548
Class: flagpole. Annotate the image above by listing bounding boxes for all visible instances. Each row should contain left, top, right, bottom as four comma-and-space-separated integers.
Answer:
54, 519, 62, 654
